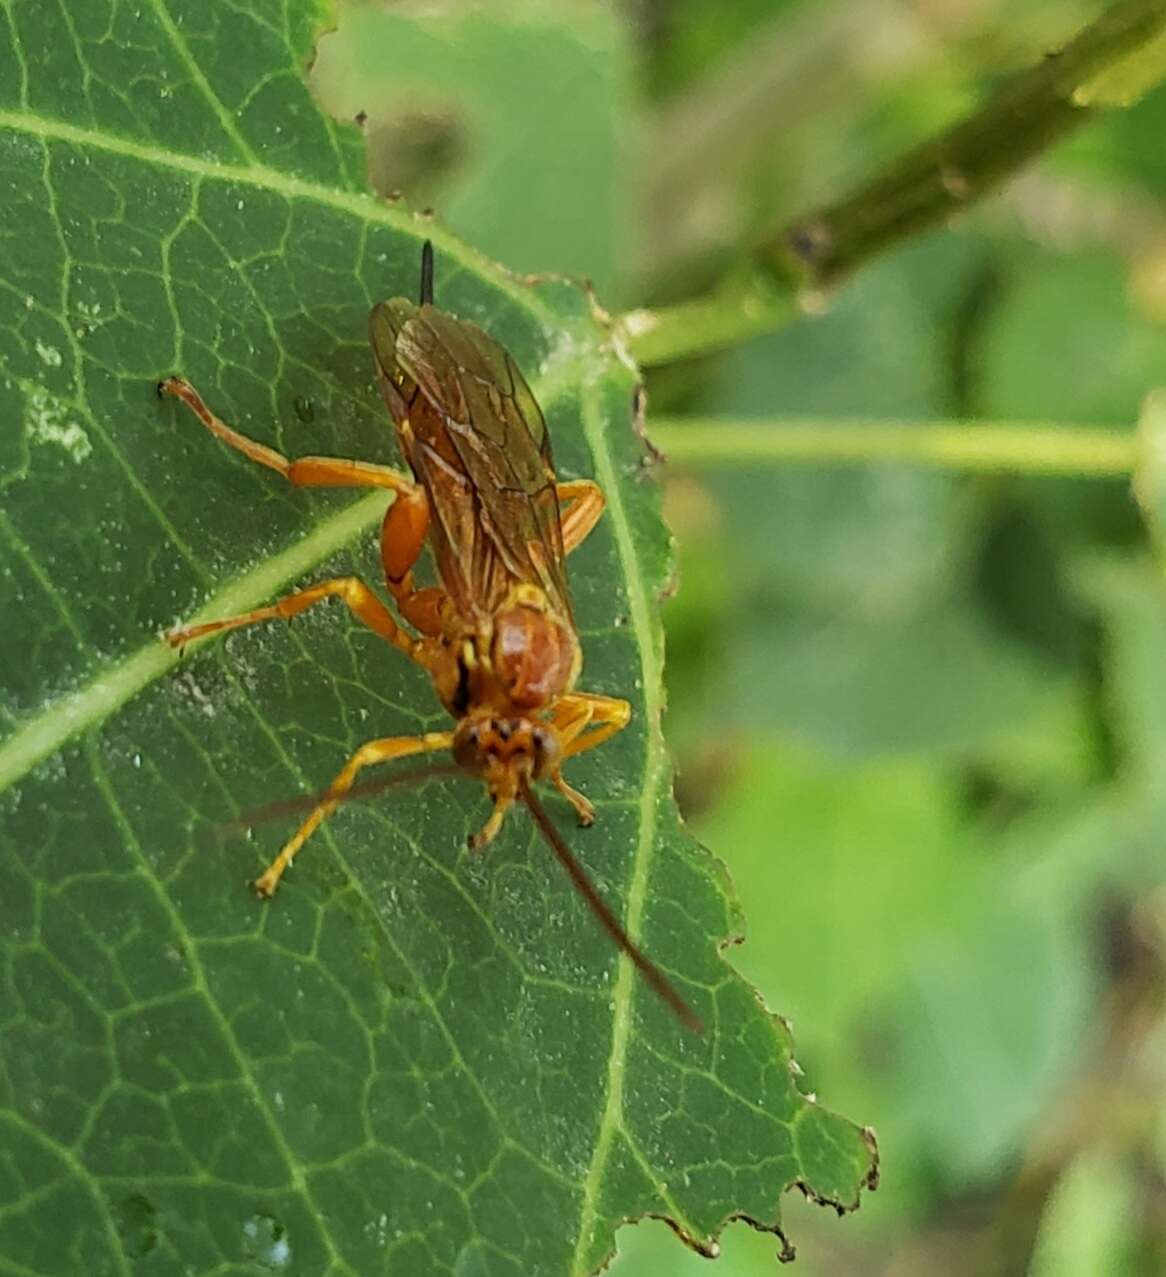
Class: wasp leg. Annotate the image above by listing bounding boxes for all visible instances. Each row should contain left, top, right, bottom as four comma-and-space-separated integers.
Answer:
378, 486, 450, 638
253, 731, 454, 897
545, 693, 632, 824
555, 693, 632, 758
159, 376, 414, 495
467, 789, 515, 852
557, 480, 605, 555
551, 772, 595, 827
393, 586, 448, 637
165, 576, 424, 661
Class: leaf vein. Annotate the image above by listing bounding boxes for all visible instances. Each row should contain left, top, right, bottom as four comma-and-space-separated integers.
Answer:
144, 0, 260, 165
0, 108, 560, 328
223, 663, 582, 1195
0, 1112, 133, 1277
570, 381, 671, 1276
84, 739, 359, 1276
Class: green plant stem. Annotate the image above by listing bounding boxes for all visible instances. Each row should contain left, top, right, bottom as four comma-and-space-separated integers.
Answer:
619, 269, 799, 370
621, 0, 1166, 368
650, 418, 1138, 477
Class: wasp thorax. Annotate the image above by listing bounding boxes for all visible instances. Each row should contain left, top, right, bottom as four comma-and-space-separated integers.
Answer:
491, 603, 577, 711
452, 715, 560, 780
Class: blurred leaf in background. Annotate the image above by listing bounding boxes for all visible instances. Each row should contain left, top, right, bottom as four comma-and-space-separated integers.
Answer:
312, 1, 627, 298
628, 0, 1166, 1273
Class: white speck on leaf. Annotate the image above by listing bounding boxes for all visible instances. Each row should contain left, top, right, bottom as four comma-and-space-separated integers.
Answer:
27, 387, 92, 463
173, 670, 217, 718
364, 1214, 389, 1248
34, 339, 62, 367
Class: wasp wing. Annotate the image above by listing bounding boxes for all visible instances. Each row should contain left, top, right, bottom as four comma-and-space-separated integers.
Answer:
370, 299, 571, 622
371, 300, 483, 618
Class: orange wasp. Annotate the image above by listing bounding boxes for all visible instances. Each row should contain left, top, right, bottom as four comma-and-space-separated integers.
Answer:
159, 242, 700, 1033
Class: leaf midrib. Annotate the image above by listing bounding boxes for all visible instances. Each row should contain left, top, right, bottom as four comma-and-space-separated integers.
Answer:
0, 108, 561, 330
569, 387, 701, 1272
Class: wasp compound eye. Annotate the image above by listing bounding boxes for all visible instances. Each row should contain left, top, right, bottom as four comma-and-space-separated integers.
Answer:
452, 722, 485, 773
530, 726, 559, 777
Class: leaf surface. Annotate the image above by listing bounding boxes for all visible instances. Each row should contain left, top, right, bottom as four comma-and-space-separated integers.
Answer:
0, 3, 875, 1274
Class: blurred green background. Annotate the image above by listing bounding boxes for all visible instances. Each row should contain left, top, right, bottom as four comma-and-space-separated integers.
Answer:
314, 2, 1166, 1273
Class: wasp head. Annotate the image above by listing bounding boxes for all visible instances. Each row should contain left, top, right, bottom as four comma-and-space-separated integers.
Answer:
451, 713, 560, 785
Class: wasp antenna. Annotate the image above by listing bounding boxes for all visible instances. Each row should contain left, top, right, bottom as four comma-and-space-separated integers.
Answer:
419, 240, 435, 306
227, 762, 465, 830
519, 777, 704, 1035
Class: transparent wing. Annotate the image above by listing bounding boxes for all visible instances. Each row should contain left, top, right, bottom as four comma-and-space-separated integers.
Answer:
373, 300, 571, 621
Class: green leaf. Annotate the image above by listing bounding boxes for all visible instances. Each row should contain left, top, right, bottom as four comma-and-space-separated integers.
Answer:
0, 3, 874, 1274
1135, 389, 1166, 556
653, 244, 1083, 766
310, 3, 625, 300
1072, 553, 1166, 799
1029, 1149, 1140, 1277
974, 247, 1159, 553
722, 592, 1070, 761
979, 250, 1166, 428
891, 828, 1102, 1186
680, 237, 978, 614
694, 748, 972, 1087
694, 748, 1101, 1197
